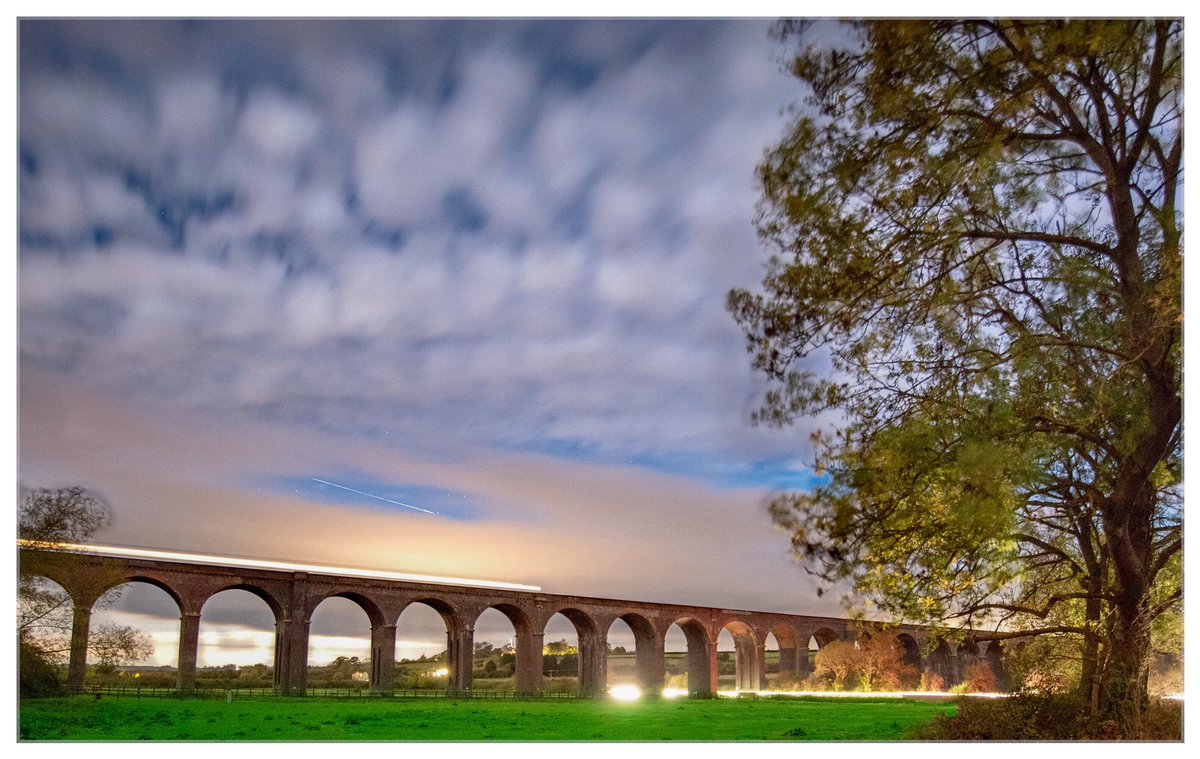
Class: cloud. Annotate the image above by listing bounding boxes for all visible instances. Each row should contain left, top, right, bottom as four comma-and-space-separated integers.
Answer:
19, 20, 845, 664
21, 369, 833, 611
237, 90, 323, 165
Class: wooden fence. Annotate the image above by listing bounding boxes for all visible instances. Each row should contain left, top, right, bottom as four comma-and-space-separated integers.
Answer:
62, 685, 597, 700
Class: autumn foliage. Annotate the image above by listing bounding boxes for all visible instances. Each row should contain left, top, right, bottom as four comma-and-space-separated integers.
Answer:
811, 637, 918, 691
960, 661, 999, 693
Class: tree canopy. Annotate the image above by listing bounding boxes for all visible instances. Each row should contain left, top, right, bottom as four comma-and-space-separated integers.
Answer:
19, 486, 111, 547
18, 487, 153, 694
728, 19, 1180, 723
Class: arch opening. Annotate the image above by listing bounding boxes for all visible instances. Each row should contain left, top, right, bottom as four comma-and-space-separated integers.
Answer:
811, 627, 839, 649
307, 595, 373, 690
19, 574, 75, 659
395, 600, 454, 690
895, 633, 922, 673
472, 606, 522, 693
716, 627, 737, 690
606, 617, 637, 688
605, 613, 658, 693
541, 612, 583, 695
195, 588, 277, 688
986, 641, 1005, 688
957, 639, 981, 673
768, 623, 802, 690
665, 617, 711, 696
928, 639, 955, 685
88, 580, 182, 670
719, 620, 761, 692
763, 631, 781, 690
45, 579, 181, 689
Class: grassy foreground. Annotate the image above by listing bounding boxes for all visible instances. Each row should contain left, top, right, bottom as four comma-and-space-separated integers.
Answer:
20, 695, 954, 741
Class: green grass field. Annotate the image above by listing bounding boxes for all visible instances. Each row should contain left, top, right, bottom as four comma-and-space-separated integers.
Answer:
19, 695, 954, 741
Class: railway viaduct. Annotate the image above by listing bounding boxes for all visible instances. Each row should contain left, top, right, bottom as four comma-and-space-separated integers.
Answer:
22, 546, 1010, 696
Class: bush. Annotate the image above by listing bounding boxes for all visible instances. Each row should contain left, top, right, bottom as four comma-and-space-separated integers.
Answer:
19, 642, 62, 698
1005, 636, 1078, 694
856, 635, 918, 691
541, 677, 578, 694
813, 641, 859, 690
88, 668, 177, 689
128, 671, 178, 688
919, 670, 945, 692
769, 673, 803, 691
320, 678, 367, 690
961, 662, 998, 693
913, 694, 1182, 740
470, 677, 514, 692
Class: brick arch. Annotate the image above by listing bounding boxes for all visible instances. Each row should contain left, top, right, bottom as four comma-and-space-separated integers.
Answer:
895, 632, 922, 670
985, 640, 1005, 686
196, 582, 286, 623
810, 626, 841, 648
794, 626, 841, 680
21, 569, 91, 613
765, 621, 803, 683
956, 637, 982, 667
301, 590, 391, 693
607, 611, 661, 692
98, 573, 187, 614
718, 618, 762, 691
306, 589, 387, 627
469, 601, 541, 693
537, 607, 603, 695
611, 610, 657, 647
396, 596, 463, 632
767, 621, 801, 650
392, 596, 460, 676
927, 638, 955, 683
390, 597, 475, 692
469, 601, 533, 635
541, 606, 598, 638
88, 574, 192, 689
666, 615, 714, 695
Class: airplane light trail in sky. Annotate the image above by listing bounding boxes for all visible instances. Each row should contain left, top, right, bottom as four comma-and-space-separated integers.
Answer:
17, 541, 541, 591
310, 477, 436, 514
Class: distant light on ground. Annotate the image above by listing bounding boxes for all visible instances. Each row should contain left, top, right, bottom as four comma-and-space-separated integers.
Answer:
662, 688, 688, 699
610, 685, 641, 701
18, 540, 540, 591
430, 668, 449, 677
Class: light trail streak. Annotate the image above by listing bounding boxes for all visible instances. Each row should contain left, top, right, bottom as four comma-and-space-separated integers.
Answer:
17, 540, 541, 591
716, 690, 1010, 699
310, 477, 436, 514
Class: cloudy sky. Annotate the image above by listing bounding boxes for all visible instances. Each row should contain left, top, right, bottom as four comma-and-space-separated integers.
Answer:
18, 18, 842, 666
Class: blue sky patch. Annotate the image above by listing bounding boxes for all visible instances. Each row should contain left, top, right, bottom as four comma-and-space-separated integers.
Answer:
514, 439, 821, 493
627, 452, 824, 492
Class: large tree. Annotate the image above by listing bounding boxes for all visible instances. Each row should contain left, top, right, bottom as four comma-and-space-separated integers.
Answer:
728, 20, 1180, 724
18, 487, 153, 694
